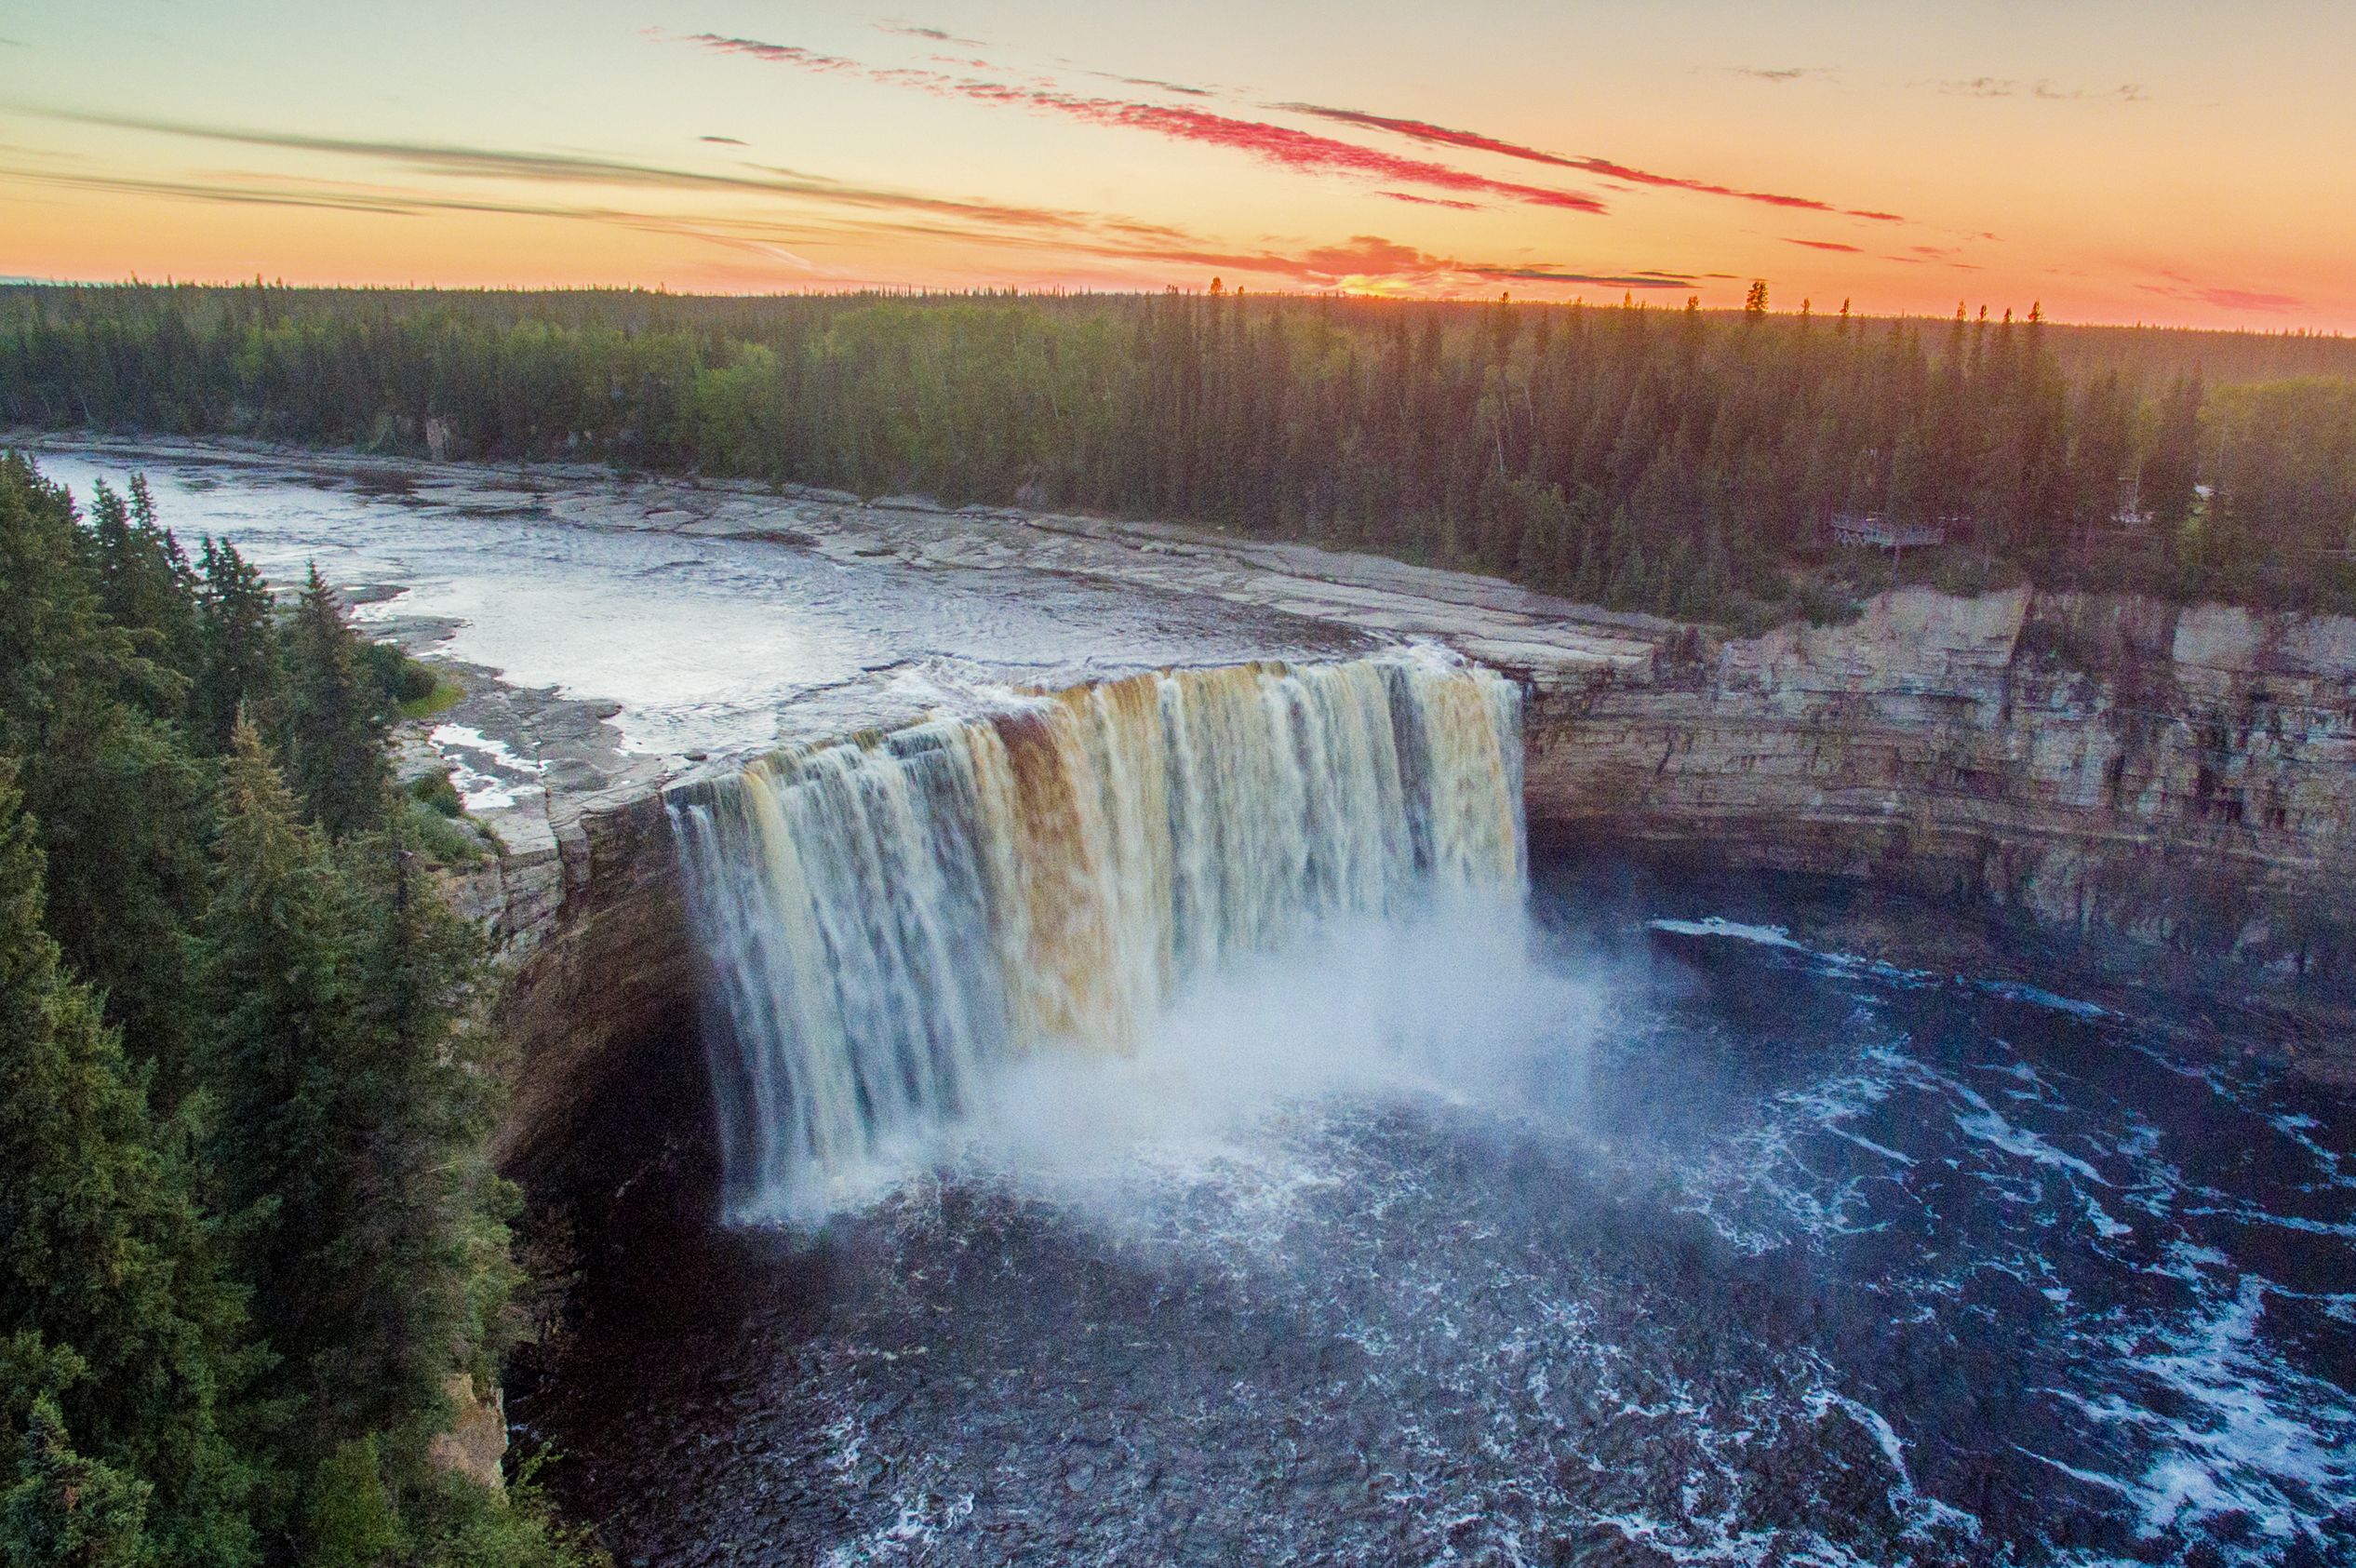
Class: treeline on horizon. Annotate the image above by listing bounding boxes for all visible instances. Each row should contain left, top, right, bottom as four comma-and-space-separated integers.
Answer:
5, 282, 2355, 624
0, 454, 596, 1566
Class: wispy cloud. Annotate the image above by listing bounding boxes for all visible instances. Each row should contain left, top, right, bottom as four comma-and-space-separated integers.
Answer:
1786, 237, 1862, 252
687, 35, 863, 74
1722, 66, 1836, 84
1934, 77, 2148, 103
12, 106, 1118, 232
1275, 101, 1902, 221
1058, 232, 1695, 289
1089, 73, 1216, 98
700, 135, 746, 146
2139, 272, 2302, 312
1378, 191, 1481, 210
678, 34, 1608, 214
877, 21, 984, 47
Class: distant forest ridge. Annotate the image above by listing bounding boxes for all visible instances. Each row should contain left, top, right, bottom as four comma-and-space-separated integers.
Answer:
5, 282, 2355, 624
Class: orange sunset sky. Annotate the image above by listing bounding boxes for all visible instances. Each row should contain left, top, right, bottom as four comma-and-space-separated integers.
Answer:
3, 1, 2352, 329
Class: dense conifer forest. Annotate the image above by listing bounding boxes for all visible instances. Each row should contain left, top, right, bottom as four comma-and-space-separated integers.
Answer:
0, 453, 597, 1566
5, 283, 2355, 623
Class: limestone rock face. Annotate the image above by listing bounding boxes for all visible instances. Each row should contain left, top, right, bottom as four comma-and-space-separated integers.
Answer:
425, 1374, 507, 1492
485, 785, 699, 1172
1520, 587, 2356, 972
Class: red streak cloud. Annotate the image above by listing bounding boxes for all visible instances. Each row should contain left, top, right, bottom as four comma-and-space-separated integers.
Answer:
1278, 102, 1903, 223
683, 34, 1606, 214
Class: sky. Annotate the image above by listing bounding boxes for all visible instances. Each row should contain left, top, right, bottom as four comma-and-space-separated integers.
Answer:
2, 1, 2352, 328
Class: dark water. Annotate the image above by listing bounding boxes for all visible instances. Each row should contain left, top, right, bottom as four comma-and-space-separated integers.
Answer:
520, 878, 2356, 1567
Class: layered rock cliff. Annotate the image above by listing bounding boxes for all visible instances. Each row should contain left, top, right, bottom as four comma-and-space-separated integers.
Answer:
1520, 587, 2356, 975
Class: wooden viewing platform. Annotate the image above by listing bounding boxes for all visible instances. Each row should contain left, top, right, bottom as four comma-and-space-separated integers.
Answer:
1830, 516, 1948, 551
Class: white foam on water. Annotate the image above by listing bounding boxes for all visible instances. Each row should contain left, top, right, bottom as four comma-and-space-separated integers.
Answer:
827, 899, 1607, 1248
1646, 916, 1810, 952
428, 721, 548, 810
1977, 980, 2110, 1018
2057, 1274, 2356, 1547
1650, 915, 2114, 1022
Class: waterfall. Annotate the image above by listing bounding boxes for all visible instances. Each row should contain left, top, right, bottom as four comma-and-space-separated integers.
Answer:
668, 650, 1525, 1220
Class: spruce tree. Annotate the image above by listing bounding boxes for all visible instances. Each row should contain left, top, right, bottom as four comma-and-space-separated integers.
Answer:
0, 1398, 154, 1568
197, 722, 516, 1473
194, 539, 283, 754
0, 457, 207, 1095
283, 567, 390, 840
195, 721, 362, 1452
87, 478, 200, 681
0, 766, 260, 1568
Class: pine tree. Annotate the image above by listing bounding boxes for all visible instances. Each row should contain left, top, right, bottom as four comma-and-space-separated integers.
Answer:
87, 478, 199, 680
196, 723, 516, 1468
0, 456, 208, 1093
2142, 370, 2205, 533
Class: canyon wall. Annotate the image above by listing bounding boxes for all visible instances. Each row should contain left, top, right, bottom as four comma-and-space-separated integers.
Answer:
1520, 586, 2356, 973
455, 786, 694, 1173
482, 587, 2356, 1161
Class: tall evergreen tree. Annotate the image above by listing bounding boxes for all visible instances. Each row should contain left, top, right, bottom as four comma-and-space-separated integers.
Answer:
283, 568, 389, 840
0, 765, 260, 1568
195, 722, 365, 1453
193, 539, 283, 754
0, 457, 207, 1092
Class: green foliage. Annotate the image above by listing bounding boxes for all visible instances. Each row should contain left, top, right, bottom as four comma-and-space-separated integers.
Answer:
0, 455, 595, 1567
398, 681, 465, 722
301, 1440, 396, 1568
0, 454, 211, 1092
396, 1466, 606, 1568
193, 536, 282, 751
1, 1397, 154, 1568
408, 770, 465, 819
361, 645, 446, 713
403, 801, 488, 867
0, 766, 261, 1567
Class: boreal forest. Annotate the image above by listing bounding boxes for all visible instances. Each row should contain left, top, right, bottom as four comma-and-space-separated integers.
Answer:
4, 283, 2356, 626
0, 453, 596, 1567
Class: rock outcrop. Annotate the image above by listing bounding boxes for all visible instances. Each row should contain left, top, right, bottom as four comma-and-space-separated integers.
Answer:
425, 1374, 508, 1492
1520, 587, 2356, 973
464, 785, 696, 1173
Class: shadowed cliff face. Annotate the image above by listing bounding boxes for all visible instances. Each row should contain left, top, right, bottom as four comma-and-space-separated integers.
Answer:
1522, 587, 2356, 985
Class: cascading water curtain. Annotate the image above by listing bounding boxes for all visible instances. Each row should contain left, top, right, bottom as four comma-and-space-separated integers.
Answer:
667, 651, 1525, 1220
